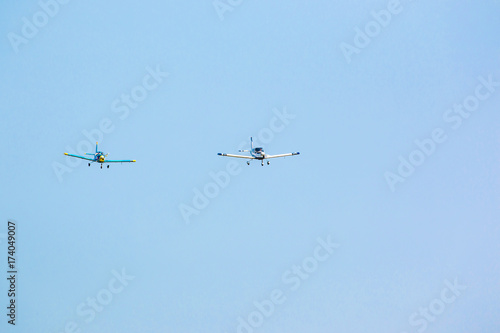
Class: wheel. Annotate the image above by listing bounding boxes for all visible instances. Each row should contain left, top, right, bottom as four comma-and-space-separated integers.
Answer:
267, 161, 270, 165
247, 161, 250, 165
261, 162, 264, 166
107, 165, 109, 169
88, 163, 90, 167
100, 165, 103, 169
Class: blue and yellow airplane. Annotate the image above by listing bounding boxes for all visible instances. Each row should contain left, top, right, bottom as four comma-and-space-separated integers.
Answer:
64, 142, 136, 169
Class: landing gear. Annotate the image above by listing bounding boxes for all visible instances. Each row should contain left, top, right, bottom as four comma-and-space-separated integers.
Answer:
247, 161, 250, 165
88, 163, 91, 167
267, 161, 270, 165
100, 164, 103, 169
107, 165, 109, 169
261, 161, 264, 166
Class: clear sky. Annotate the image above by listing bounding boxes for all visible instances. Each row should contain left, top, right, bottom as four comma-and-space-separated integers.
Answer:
1, 1, 500, 332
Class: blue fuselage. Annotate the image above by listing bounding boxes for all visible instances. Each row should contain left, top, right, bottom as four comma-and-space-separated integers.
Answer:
92, 152, 106, 163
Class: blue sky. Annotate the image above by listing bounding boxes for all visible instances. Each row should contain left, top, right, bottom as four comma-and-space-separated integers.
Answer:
1, 1, 500, 332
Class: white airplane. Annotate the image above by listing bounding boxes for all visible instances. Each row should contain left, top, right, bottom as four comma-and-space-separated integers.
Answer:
218, 137, 300, 166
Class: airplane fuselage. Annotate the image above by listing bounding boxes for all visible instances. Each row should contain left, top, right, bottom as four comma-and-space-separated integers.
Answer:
91, 152, 106, 163
251, 147, 266, 159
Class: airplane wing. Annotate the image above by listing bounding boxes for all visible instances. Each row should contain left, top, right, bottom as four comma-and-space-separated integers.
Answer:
104, 159, 136, 163
64, 153, 95, 161
265, 152, 300, 159
217, 153, 256, 159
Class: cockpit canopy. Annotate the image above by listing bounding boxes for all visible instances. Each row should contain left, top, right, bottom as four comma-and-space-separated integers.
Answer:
255, 147, 264, 152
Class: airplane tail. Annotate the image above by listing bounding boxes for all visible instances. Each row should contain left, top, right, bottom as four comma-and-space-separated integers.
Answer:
239, 137, 253, 152
96, 142, 98, 153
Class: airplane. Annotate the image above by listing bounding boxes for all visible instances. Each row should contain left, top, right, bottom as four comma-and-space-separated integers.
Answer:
64, 142, 136, 169
217, 137, 300, 166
